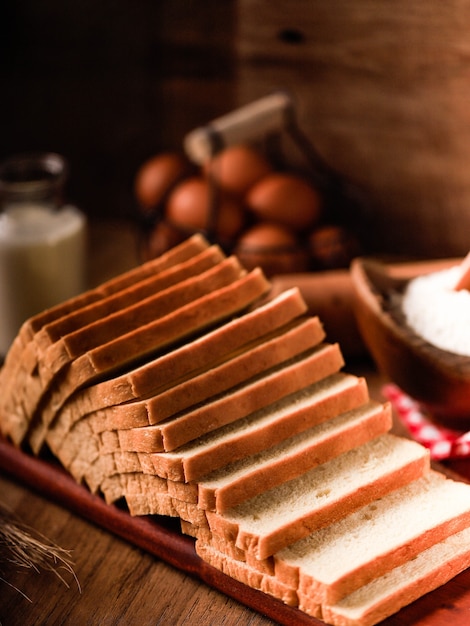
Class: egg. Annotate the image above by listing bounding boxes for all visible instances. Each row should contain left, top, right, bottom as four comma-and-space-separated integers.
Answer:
165, 176, 245, 241
246, 172, 322, 231
134, 152, 192, 214
309, 224, 361, 269
144, 220, 187, 260
203, 144, 272, 197
234, 222, 310, 276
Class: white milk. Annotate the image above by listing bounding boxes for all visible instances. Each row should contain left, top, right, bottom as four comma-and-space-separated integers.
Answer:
0, 203, 86, 356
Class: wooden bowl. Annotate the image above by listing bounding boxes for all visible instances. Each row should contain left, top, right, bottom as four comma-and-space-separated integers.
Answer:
350, 256, 470, 428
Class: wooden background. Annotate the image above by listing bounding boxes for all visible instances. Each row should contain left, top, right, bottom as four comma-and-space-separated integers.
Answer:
2, 1, 470, 258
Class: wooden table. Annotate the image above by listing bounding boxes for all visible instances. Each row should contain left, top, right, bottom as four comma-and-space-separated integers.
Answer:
1, 219, 470, 626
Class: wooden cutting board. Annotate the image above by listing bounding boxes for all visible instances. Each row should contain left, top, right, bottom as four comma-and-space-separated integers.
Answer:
1, 436, 470, 626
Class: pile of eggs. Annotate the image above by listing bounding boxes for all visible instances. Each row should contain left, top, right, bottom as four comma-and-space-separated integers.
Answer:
134, 145, 360, 276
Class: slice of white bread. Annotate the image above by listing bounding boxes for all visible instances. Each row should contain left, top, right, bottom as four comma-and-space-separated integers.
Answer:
318, 526, 470, 626
206, 434, 430, 559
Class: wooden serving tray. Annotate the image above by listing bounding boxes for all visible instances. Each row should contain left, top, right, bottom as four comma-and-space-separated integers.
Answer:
1, 435, 470, 626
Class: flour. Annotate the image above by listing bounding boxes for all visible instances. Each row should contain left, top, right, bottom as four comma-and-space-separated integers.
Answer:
402, 265, 470, 356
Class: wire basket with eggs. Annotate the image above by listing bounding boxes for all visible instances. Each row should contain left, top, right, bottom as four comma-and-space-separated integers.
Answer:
133, 92, 366, 277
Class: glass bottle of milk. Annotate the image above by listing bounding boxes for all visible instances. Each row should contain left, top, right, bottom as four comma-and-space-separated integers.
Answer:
0, 153, 87, 358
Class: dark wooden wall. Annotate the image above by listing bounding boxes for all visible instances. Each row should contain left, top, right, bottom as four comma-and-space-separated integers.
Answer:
0, 1, 236, 220
3, 1, 470, 259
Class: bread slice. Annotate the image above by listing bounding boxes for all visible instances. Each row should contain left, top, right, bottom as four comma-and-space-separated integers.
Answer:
206, 434, 430, 559
149, 373, 369, 482
138, 342, 344, 452
48, 287, 309, 435
196, 400, 392, 512
27, 267, 271, 453
276, 471, 470, 604
318, 526, 470, 626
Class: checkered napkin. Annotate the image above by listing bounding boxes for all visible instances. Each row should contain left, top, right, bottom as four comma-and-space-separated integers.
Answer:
383, 383, 470, 460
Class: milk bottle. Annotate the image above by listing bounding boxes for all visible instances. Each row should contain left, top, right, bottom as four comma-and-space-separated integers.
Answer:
0, 153, 87, 358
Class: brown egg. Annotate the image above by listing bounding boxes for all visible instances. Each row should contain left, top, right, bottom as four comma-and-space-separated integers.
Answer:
309, 224, 361, 269
203, 144, 272, 197
234, 222, 309, 276
144, 220, 187, 260
165, 176, 245, 241
134, 152, 191, 213
246, 172, 322, 231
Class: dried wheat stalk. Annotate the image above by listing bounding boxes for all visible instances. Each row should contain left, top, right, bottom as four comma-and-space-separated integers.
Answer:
0, 502, 80, 600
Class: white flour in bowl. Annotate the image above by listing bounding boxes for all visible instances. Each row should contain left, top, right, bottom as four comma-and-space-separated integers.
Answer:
402, 265, 470, 356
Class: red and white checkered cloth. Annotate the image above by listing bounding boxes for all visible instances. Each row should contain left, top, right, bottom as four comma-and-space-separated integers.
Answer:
383, 383, 470, 460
